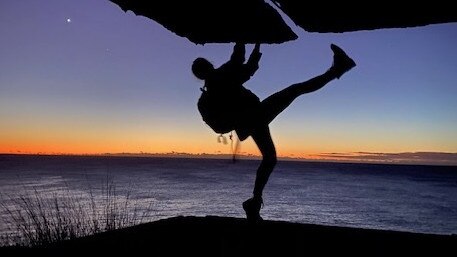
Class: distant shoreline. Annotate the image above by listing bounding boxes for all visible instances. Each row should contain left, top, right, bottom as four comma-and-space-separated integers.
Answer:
1, 152, 456, 167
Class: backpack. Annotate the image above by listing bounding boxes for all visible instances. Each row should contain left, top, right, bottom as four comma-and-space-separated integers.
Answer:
197, 87, 260, 135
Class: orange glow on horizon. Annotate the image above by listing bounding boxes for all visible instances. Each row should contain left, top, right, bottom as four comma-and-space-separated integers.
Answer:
2, 144, 457, 166
1, 135, 455, 159
1, 124, 456, 165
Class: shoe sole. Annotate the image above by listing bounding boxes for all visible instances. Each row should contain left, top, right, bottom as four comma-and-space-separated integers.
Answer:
243, 202, 263, 222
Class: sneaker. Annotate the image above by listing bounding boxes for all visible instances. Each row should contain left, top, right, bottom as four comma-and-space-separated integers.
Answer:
243, 197, 263, 222
329, 44, 356, 79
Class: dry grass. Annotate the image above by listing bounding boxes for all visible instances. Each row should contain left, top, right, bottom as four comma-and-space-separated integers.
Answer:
0, 178, 155, 247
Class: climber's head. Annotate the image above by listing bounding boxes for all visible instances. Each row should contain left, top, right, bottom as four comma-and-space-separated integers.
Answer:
192, 57, 214, 80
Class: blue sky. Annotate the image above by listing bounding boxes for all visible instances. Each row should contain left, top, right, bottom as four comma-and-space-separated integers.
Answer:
1, 0, 456, 165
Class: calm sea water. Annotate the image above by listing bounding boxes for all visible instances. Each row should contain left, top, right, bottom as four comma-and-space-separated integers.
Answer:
0, 155, 456, 235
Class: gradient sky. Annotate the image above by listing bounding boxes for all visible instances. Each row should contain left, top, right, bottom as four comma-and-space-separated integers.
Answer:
1, 0, 456, 164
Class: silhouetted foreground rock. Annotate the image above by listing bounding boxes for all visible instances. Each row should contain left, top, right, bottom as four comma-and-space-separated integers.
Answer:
110, 0, 457, 45
3, 216, 456, 256
110, 0, 297, 44
271, 0, 457, 33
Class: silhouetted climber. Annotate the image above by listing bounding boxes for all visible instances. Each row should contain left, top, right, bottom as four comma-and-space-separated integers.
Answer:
193, 43, 356, 222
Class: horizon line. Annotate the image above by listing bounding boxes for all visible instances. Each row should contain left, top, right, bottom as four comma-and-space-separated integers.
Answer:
1, 151, 457, 167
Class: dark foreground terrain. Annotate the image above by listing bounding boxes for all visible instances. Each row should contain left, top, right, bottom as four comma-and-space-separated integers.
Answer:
2, 216, 456, 256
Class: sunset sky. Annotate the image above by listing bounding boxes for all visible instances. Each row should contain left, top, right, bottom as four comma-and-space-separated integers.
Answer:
1, 0, 456, 165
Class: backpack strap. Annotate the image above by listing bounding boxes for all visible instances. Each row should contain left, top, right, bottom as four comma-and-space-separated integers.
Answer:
217, 134, 228, 144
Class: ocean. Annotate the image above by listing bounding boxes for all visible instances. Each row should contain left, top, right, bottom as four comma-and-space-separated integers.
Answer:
0, 154, 456, 236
